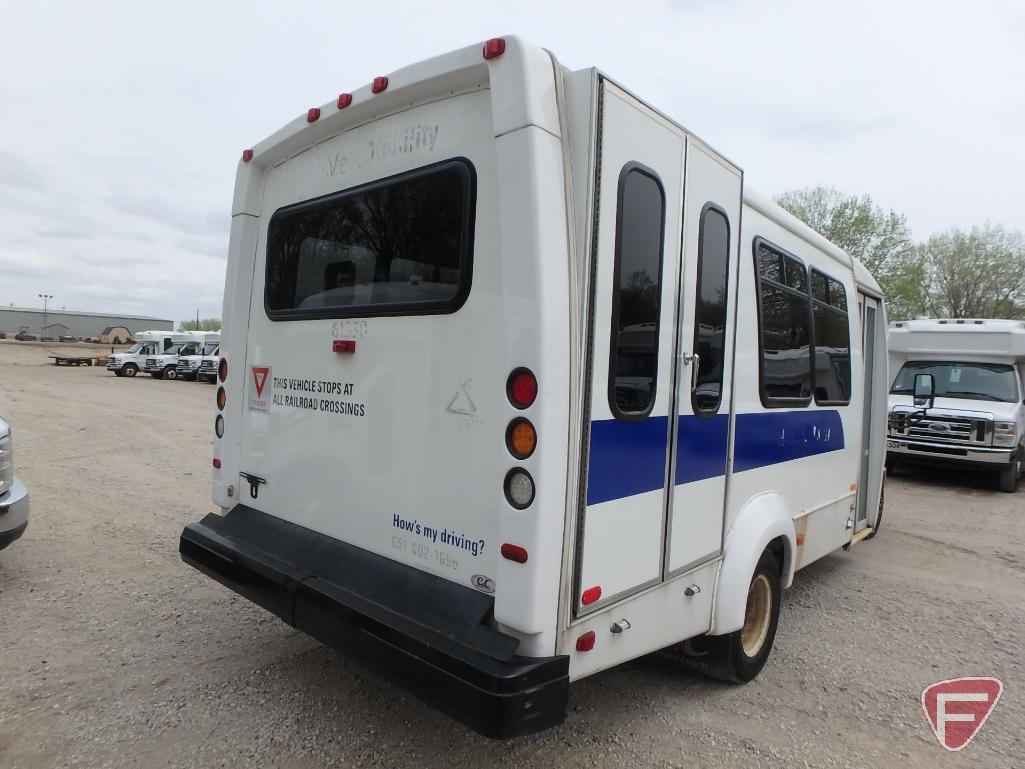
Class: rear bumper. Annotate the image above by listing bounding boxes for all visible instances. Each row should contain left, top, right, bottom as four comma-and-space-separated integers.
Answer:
179, 506, 569, 738
0, 477, 29, 550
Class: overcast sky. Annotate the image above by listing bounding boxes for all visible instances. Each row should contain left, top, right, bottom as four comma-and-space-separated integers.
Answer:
1, 0, 1022, 323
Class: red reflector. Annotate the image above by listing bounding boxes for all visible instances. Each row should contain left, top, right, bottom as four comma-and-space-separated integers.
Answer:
212, 458, 222, 469
501, 543, 528, 563
581, 586, 602, 605
483, 38, 506, 60
371, 76, 389, 94
307, 107, 321, 123
218, 358, 228, 382
507, 368, 538, 409
241, 149, 254, 163
576, 631, 596, 652
337, 92, 352, 109
332, 340, 356, 354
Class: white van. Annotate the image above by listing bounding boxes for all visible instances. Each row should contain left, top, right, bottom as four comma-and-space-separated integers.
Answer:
145, 332, 219, 380
887, 318, 1025, 492
106, 330, 184, 377
180, 37, 889, 738
176, 342, 221, 381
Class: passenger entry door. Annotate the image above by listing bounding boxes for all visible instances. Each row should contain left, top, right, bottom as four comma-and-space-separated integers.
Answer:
577, 82, 684, 612
666, 138, 742, 575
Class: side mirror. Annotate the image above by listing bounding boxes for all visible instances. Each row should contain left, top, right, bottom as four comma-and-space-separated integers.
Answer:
913, 373, 935, 410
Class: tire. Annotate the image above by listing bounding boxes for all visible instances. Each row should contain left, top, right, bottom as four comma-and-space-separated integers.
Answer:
150, 371, 163, 379
998, 455, 1020, 493
163, 366, 178, 381
123, 363, 138, 377
113, 369, 125, 377
675, 548, 782, 683
183, 373, 197, 381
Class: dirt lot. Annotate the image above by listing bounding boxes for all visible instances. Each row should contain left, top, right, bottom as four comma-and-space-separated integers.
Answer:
1, 339, 1022, 768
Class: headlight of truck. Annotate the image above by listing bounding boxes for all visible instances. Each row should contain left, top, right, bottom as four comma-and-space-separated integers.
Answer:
993, 422, 1017, 448
0, 429, 12, 496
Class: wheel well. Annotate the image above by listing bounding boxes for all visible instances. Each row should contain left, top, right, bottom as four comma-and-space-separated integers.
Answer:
766, 537, 787, 578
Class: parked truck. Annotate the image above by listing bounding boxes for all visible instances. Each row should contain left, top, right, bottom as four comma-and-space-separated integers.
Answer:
145, 333, 220, 380
887, 318, 1025, 492
107, 331, 187, 377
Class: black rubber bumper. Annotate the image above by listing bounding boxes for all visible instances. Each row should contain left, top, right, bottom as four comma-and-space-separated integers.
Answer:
179, 505, 568, 738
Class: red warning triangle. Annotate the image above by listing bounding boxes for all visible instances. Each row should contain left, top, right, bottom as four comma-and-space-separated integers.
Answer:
921, 677, 1002, 751
252, 366, 269, 397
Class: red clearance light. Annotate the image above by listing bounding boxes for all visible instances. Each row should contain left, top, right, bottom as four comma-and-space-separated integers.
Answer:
576, 631, 596, 652
332, 340, 356, 354
371, 76, 389, 94
337, 93, 352, 109
507, 368, 538, 409
501, 543, 528, 563
307, 107, 321, 123
241, 149, 254, 163
581, 586, 602, 605
218, 358, 228, 382
483, 38, 506, 60
212, 458, 222, 469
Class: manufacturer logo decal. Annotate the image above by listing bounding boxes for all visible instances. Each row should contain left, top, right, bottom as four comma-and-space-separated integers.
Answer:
928, 422, 950, 433
921, 677, 1003, 751
470, 574, 495, 594
446, 378, 477, 416
249, 365, 272, 412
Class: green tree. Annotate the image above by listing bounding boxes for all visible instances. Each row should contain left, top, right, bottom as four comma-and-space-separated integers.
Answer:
920, 224, 1025, 319
178, 318, 222, 332
776, 186, 921, 318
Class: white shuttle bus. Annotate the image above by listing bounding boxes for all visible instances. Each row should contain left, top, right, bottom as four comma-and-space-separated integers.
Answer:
181, 38, 889, 738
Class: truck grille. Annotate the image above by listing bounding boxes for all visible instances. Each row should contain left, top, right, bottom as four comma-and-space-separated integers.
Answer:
888, 409, 990, 446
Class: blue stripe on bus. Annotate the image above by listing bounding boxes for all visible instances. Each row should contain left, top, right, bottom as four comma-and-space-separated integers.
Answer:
586, 409, 844, 506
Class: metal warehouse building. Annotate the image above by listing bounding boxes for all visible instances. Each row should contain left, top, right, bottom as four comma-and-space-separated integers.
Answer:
0, 306, 174, 339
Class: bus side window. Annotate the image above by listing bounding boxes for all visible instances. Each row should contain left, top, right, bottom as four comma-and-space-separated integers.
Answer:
754, 239, 813, 406
692, 205, 731, 415
811, 269, 852, 404
608, 164, 666, 421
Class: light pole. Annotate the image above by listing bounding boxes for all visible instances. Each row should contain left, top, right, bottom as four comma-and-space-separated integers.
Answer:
38, 293, 53, 339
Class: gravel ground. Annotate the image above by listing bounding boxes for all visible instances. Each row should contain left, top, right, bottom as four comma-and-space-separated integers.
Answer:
1, 339, 1022, 768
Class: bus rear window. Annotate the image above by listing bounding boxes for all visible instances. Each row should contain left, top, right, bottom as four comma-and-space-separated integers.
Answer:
265, 159, 476, 319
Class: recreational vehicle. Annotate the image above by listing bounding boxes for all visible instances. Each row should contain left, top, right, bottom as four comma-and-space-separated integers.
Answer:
887, 318, 1025, 492
180, 37, 889, 738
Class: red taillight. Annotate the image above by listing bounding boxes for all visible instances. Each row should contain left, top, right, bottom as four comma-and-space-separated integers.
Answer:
507, 368, 537, 409
482, 38, 506, 60
218, 358, 227, 382
337, 93, 352, 109
371, 76, 389, 94
576, 631, 596, 652
241, 149, 254, 163
581, 586, 602, 605
501, 543, 528, 563
332, 340, 356, 354
212, 458, 222, 469
307, 107, 321, 123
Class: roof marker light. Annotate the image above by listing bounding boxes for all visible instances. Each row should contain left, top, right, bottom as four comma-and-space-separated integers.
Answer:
337, 93, 352, 109
371, 76, 389, 94
576, 631, 596, 652
307, 107, 321, 123
483, 38, 506, 60
581, 586, 602, 605
241, 149, 254, 163
501, 543, 528, 563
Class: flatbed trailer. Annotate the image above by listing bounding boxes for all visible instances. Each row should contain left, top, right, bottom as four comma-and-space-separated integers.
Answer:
48, 354, 96, 367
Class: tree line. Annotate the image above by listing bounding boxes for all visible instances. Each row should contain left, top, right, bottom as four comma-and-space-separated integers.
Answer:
775, 186, 1025, 321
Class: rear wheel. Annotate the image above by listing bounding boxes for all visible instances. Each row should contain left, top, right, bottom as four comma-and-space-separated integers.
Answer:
163, 366, 178, 381
998, 455, 1020, 493
123, 363, 138, 377
675, 548, 782, 682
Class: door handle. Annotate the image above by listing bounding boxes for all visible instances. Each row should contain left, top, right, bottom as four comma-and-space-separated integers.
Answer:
681, 351, 700, 390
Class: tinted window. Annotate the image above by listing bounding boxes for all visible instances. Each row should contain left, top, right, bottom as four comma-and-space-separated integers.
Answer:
693, 206, 731, 414
756, 240, 812, 404
811, 269, 851, 404
609, 165, 666, 419
265, 159, 475, 319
